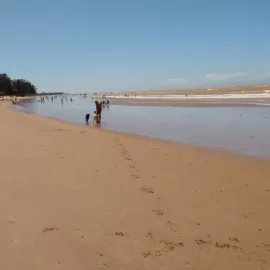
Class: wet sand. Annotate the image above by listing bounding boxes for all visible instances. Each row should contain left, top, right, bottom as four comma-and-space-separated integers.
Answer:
1, 102, 270, 270
19, 97, 270, 159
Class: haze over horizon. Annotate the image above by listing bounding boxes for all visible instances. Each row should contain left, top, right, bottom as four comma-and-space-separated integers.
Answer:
1, 0, 270, 93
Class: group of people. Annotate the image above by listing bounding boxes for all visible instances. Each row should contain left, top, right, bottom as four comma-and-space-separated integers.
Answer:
61, 96, 73, 103
38, 95, 73, 103
85, 100, 110, 124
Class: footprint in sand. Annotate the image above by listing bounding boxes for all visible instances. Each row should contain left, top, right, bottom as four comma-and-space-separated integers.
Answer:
215, 242, 241, 250
12, 238, 23, 244
195, 238, 241, 250
195, 239, 211, 246
142, 240, 184, 258
146, 231, 154, 239
102, 258, 113, 268
7, 215, 16, 224
142, 251, 151, 258
115, 232, 124, 236
131, 174, 140, 179
229, 237, 240, 242
140, 186, 155, 194
94, 252, 104, 257
152, 209, 164, 216
42, 227, 58, 233
160, 240, 184, 251
54, 129, 69, 132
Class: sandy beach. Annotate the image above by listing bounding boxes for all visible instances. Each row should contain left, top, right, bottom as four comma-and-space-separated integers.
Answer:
93, 84, 270, 107
110, 84, 270, 96
1, 102, 270, 270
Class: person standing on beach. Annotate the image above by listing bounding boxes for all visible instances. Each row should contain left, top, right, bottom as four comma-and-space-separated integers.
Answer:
95, 101, 102, 122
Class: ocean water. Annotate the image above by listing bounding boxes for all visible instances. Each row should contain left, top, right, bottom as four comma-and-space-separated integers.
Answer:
18, 96, 270, 159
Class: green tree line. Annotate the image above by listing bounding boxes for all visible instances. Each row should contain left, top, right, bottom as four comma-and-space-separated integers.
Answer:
0, 73, 37, 96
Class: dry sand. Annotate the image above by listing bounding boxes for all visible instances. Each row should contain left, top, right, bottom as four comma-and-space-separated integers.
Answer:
1, 102, 270, 270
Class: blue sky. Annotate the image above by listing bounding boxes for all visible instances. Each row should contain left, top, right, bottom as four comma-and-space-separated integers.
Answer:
1, 0, 270, 93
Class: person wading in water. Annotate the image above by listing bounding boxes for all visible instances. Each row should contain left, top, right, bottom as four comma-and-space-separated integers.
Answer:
95, 101, 102, 122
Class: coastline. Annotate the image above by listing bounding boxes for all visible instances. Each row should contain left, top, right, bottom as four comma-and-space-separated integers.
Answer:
93, 92, 270, 107
14, 100, 270, 160
10, 103, 265, 161
1, 102, 270, 269
108, 97, 270, 107
102, 84, 270, 97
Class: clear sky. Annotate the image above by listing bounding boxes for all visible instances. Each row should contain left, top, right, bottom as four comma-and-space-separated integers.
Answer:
1, 0, 270, 93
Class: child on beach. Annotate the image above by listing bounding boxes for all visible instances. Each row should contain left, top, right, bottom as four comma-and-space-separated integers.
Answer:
93, 111, 99, 123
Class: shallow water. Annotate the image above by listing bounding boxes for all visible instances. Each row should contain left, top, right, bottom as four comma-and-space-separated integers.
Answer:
18, 96, 270, 159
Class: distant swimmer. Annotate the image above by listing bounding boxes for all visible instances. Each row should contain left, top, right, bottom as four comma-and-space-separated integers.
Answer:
85, 113, 90, 124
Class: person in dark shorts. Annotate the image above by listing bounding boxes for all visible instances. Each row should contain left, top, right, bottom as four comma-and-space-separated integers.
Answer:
85, 113, 90, 124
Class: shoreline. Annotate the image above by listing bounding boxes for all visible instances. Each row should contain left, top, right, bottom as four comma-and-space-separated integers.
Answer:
3, 91, 270, 108
4, 100, 270, 184
93, 93, 270, 107
96, 84, 270, 97
1, 101, 270, 269
106, 92, 270, 99
13, 102, 270, 160
108, 98, 270, 107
